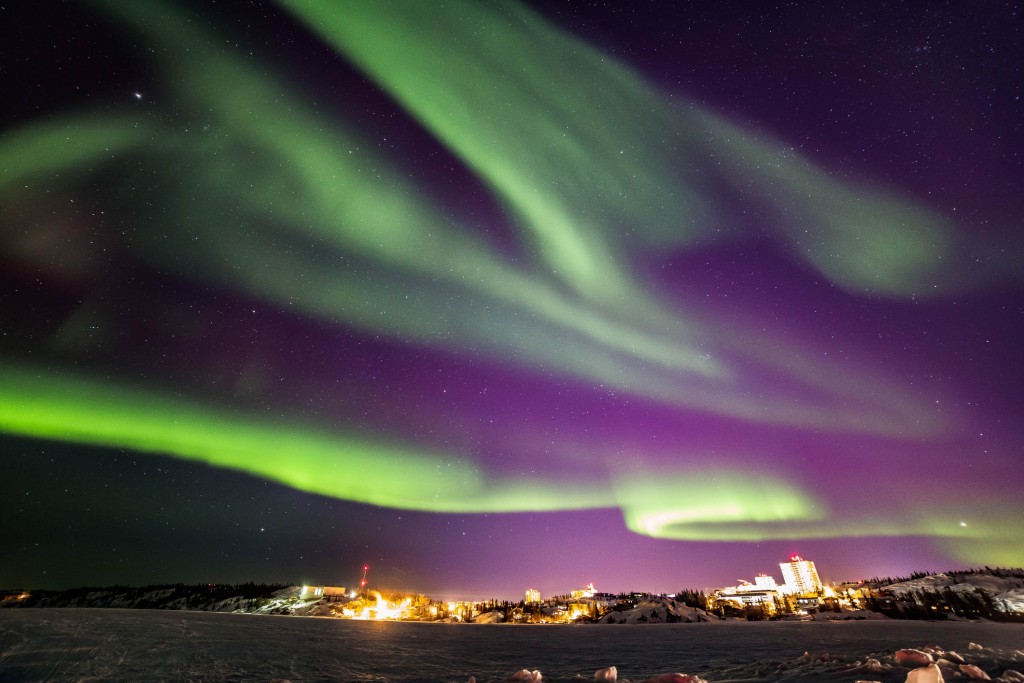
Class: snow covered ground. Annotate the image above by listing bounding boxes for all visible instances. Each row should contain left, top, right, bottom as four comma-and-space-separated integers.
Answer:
2, 609, 1023, 682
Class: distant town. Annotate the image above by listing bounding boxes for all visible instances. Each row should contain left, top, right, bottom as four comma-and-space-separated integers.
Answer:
5, 556, 1022, 624
290, 555, 1023, 623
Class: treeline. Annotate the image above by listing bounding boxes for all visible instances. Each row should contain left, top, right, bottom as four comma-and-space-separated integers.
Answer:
864, 570, 935, 586
673, 589, 709, 610
864, 566, 1024, 588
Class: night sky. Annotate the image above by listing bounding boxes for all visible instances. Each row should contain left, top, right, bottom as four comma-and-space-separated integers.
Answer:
1, 1, 1022, 600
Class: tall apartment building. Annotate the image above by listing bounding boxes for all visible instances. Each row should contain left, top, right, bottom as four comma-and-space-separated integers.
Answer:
779, 555, 822, 594
525, 588, 541, 603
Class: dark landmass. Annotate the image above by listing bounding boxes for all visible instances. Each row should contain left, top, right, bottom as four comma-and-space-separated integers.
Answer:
0, 583, 293, 614
853, 567, 1024, 622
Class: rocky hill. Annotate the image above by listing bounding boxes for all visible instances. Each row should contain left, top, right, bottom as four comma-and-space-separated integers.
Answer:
865, 568, 1024, 620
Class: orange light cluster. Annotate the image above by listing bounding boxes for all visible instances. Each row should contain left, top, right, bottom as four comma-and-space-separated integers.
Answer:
343, 591, 411, 620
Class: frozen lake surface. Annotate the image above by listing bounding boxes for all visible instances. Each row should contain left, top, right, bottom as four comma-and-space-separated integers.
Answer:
1, 609, 1022, 682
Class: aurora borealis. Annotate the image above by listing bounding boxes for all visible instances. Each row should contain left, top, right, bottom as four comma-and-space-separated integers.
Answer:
1, 1, 1022, 598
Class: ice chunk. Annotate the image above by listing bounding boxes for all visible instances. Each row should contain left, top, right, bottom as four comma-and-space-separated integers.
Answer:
595, 666, 617, 682
970, 643, 985, 651
865, 658, 889, 673
897, 649, 935, 666
959, 664, 991, 680
511, 670, 542, 682
906, 663, 945, 683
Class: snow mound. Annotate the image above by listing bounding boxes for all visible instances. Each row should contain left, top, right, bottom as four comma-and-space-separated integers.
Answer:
995, 589, 1024, 613
599, 599, 716, 624
473, 610, 505, 624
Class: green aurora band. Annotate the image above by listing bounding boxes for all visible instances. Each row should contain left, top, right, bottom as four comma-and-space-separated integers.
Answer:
0, 0, 1021, 564
0, 362, 814, 524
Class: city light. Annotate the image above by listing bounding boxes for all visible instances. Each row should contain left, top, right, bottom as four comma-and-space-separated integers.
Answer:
345, 591, 412, 620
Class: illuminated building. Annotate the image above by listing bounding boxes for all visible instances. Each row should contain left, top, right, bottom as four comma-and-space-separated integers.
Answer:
715, 573, 782, 615
570, 583, 596, 599
300, 585, 349, 601
779, 555, 822, 595
725, 573, 778, 595
525, 588, 541, 603
713, 590, 779, 615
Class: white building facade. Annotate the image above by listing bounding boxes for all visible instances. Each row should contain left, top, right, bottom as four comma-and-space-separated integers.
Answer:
779, 555, 822, 594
